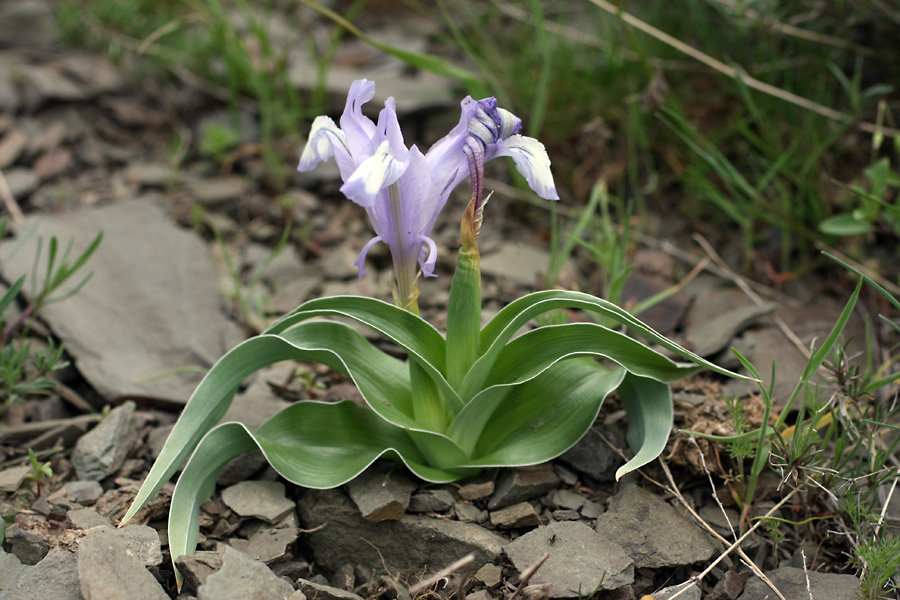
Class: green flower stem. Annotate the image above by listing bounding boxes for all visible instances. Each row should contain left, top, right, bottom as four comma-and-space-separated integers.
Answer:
445, 193, 483, 389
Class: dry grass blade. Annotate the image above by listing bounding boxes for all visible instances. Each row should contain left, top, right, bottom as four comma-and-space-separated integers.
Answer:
408, 554, 474, 597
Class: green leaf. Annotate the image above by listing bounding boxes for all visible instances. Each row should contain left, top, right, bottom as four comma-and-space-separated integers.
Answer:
267, 296, 462, 413
0, 275, 25, 315
468, 359, 624, 465
615, 373, 674, 480
464, 289, 749, 401
818, 213, 875, 236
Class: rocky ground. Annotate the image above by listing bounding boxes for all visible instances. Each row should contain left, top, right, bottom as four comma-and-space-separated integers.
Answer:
0, 2, 895, 600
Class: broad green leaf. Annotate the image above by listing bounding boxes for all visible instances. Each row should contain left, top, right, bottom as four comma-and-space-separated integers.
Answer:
615, 373, 674, 480
168, 401, 478, 581
123, 319, 432, 525
463, 290, 746, 400
448, 323, 698, 452
266, 296, 462, 413
468, 358, 624, 465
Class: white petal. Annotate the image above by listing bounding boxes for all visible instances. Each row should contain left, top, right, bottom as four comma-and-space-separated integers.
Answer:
297, 116, 355, 179
492, 135, 559, 200
341, 140, 409, 207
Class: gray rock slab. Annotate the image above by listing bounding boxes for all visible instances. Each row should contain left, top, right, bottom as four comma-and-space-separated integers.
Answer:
0, 465, 31, 493
197, 546, 294, 600
175, 551, 223, 595
297, 488, 504, 575
77, 527, 168, 600
504, 521, 633, 597
557, 425, 625, 482
240, 525, 299, 564
67, 508, 111, 530
221, 480, 294, 523
408, 490, 455, 514
594, 484, 718, 569
684, 301, 776, 358
72, 400, 137, 481
5, 525, 48, 565
489, 464, 559, 509
0, 548, 80, 600
5, 168, 39, 199
738, 567, 859, 600
655, 581, 700, 600
0, 550, 26, 594
480, 243, 553, 286
114, 524, 164, 567
345, 463, 416, 522
0, 198, 243, 402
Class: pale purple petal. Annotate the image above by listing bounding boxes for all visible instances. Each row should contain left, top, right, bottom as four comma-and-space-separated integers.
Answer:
418, 235, 438, 278
297, 116, 356, 180
425, 96, 479, 194
340, 79, 377, 160
341, 140, 409, 208
351, 235, 383, 278
488, 135, 559, 200
376, 97, 408, 162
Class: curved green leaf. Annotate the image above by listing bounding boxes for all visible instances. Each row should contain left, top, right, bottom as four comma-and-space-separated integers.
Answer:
447, 323, 697, 452
168, 401, 479, 581
615, 373, 674, 480
462, 290, 750, 400
123, 319, 454, 526
467, 359, 623, 465
266, 296, 461, 413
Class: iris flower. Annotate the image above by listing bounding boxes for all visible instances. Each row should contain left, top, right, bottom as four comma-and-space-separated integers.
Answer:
298, 79, 558, 312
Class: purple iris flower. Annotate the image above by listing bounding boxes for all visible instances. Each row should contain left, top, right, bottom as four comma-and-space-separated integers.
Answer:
298, 79, 558, 308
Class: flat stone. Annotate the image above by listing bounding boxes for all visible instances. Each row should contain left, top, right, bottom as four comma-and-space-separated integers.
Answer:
297, 488, 504, 575
504, 521, 633, 597
474, 563, 502, 587
738, 567, 859, 600
0, 130, 27, 168
594, 484, 718, 569
63, 480, 104, 505
684, 300, 776, 358
0, 550, 26, 593
458, 481, 494, 501
655, 581, 700, 600
33, 148, 72, 179
240, 526, 299, 564
197, 546, 294, 600
124, 163, 177, 187
454, 502, 485, 523
297, 578, 365, 600
175, 551, 223, 595
5, 525, 48, 565
488, 464, 559, 509
707, 570, 749, 600
221, 481, 294, 523
345, 463, 416, 522
187, 176, 247, 204
59, 54, 125, 97
557, 425, 625, 482
0, 465, 31, 493
480, 243, 553, 286
489, 502, 541, 529
115, 524, 164, 567
551, 489, 586, 511
580, 500, 604, 519
67, 508, 111, 530
550, 509, 581, 521
408, 490, 455, 514
77, 527, 168, 600
0, 548, 80, 600
72, 401, 137, 481
4, 168, 39, 199
0, 198, 243, 402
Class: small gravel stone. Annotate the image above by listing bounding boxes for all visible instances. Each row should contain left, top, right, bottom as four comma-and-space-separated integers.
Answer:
345, 463, 416, 522
296, 578, 365, 600
77, 527, 169, 600
579, 500, 604, 519
220, 481, 294, 523
67, 508, 111, 529
551, 489, 586, 511
550, 509, 581, 521
175, 551, 224, 595
474, 563, 502, 588
5, 525, 48, 565
490, 502, 541, 529
458, 481, 494, 501
454, 502, 485, 523
407, 490, 455, 513
488, 465, 559, 509
240, 526, 300, 564
63, 480, 103, 505
0, 466, 31, 493
198, 546, 294, 600
72, 400, 137, 481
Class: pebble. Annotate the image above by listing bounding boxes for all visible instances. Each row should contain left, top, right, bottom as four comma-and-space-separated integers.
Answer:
453, 502, 485, 523
488, 464, 559, 509
739, 566, 859, 600
345, 463, 416, 522
580, 500, 604, 519
550, 488, 586, 511
187, 176, 247, 204
4, 525, 48, 565
0, 130, 26, 167
197, 546, 294, 600
489, 501, 541, 529
0, 465, 31, 493
504, 521, 633, 597
175, 551, 224, 595
62, 480, 104, 505
474, 563, 502, 588
234, 525, 299, 564
76, 527, 169, 600
0, 547, 80, 600
458, 480, 494, 501
4, 168, 39, 199
66, 507, 111, 529
72, 400, 137, 481
220, 480, 294, 524
594, 484, 718, 569
407, 489, 455, 513
296, 578, 365, 600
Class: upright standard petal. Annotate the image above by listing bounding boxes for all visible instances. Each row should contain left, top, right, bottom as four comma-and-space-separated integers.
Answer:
340, 79, 378, 161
